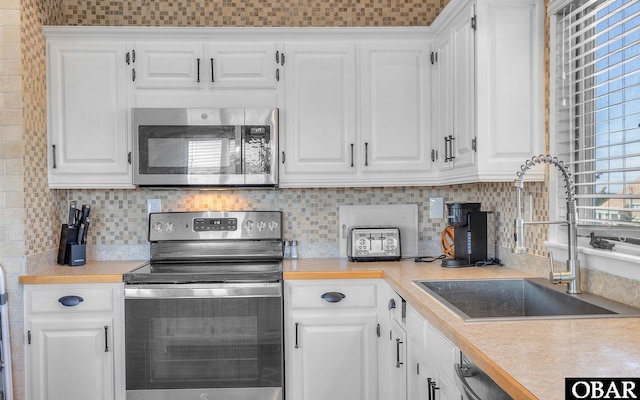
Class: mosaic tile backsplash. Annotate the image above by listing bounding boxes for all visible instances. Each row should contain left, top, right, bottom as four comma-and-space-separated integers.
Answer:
54, 182, 549, 259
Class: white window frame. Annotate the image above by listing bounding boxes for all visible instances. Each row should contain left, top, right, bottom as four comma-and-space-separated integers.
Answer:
548, 0, 640, 280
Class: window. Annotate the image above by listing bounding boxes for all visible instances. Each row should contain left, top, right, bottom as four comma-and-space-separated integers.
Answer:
554, 0, 640, 234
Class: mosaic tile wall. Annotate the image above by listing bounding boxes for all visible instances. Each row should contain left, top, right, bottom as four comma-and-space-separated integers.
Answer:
62, 0, 450, 27
0, 0, 26, 396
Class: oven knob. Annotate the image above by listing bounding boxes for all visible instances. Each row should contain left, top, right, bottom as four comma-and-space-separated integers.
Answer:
268, 220, 279, 231
166, 222, 175, 232
256, 220, 266, 231
199, 394, 209, 400
153, 222, 163, 232
244, 220, 254, 231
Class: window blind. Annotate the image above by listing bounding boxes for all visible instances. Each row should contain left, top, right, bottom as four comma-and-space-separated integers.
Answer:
555, 0, 640, 228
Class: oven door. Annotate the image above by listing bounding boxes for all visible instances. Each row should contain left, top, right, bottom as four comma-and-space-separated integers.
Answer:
124, 283, 283, 400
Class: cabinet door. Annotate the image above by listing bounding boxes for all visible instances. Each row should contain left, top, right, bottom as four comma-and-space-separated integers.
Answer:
280, 42, 357, 178
133, 41, 205, 89
434, 3, 476, 174
29, 319, 114, 400
475, 0, 544, 178
207, 42, 278, 89
449, 3, 477, 170
360, 42, 432, 173
389, 319, 408, 400
407, 338, 430, 400
47, 39, 132, 188
289, 311, 378, 400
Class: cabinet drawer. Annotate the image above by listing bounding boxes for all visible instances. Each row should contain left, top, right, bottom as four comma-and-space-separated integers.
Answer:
288, 282, 378, 309
28, 286, 114, 314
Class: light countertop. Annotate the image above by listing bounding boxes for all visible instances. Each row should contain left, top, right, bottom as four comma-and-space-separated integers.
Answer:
19, 258, 640, 399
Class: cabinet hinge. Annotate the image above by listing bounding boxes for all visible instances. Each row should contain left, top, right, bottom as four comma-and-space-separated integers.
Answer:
376, 323, 381, 337
128, 151, 132, 164
28, 330, 31, 345
472, 137, 477, 152
471, 15, 477, 30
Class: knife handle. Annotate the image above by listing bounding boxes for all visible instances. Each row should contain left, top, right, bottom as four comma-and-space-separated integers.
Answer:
80, 204, 91, 225
77, 224, 85, 245
68, 201, 77, 226
81, 218, 90, 245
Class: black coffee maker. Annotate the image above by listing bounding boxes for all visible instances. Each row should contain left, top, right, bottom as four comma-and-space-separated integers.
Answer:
441, 203, 495, 267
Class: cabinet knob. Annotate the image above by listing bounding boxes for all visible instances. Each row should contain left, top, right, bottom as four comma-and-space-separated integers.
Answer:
58, 295, 84, 307
321, 292, 346, 303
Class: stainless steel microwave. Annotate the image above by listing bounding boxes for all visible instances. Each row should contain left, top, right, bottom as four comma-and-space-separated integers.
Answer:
132, 108, 278, 188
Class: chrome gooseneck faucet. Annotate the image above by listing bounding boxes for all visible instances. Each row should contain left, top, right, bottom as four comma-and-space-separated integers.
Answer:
513, 155, 581, 294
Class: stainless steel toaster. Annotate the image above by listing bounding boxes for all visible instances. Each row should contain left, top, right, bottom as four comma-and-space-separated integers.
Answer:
347, 226, 402, 262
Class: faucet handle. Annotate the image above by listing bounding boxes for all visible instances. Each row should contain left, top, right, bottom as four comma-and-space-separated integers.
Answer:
549, 251, 576, 284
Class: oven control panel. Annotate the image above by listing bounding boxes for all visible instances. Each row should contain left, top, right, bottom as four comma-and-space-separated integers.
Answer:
149, 211, 282, 241
193, 218, 237, 232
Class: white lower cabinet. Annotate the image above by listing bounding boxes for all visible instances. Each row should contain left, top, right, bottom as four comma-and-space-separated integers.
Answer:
285, 280, 380, 400
24, 283, 125, 400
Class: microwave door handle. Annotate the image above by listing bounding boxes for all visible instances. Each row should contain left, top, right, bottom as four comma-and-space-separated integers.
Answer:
237, 125, 244, 175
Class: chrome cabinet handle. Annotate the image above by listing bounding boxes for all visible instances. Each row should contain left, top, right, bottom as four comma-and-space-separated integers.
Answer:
58, 295, 84, 307
52, 144, 57, 169
210, 58, 215, 82
321, 292, 345, 303
294, 322, 299, 348
197, 58, 201, 82
395, 338, 404, 368
281, 151, 286, 164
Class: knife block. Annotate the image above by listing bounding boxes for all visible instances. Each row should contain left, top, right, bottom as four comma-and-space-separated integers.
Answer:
57, 224, 85, 266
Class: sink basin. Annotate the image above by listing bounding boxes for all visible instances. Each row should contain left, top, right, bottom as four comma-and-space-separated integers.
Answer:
414, 278, 640, 321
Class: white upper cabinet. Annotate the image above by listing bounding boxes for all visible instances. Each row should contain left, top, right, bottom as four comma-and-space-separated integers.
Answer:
132, 41, 204, 89
359, 41, 432, 175
279, 36, 435, 188
47, 36, 133, 189
132, 41, 278, 90
475, 0, 544, 181
279, 42, 358, 181
206, 42, 278, 89
431, 0, 544, 183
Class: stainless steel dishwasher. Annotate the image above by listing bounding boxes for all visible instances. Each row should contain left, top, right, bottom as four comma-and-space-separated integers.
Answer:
455, 352, 512, 400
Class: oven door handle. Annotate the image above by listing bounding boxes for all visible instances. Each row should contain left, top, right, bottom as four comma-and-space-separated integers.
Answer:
124, 282, 282, 299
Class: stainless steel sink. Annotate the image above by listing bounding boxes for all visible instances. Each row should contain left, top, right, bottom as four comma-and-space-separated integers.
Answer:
414, 278, 640, 321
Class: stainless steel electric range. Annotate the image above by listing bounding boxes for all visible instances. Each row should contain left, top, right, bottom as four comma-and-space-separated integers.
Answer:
123, 211, 284, 400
